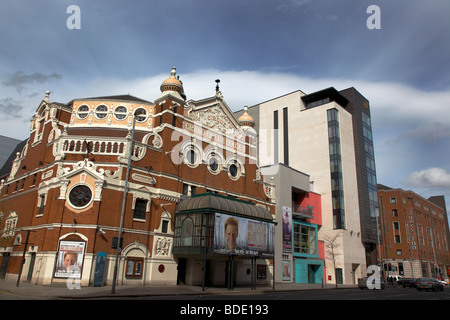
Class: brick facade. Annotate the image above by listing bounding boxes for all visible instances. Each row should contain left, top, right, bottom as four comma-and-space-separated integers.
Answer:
377, 185, 450, 280
0, 69, 275, 287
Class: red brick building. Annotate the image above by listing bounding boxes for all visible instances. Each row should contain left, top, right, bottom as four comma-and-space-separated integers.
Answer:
0, 68, 275, 288
377, 184, 450, 280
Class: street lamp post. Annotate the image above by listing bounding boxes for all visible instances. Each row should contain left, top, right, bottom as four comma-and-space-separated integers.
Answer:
111, 116, 136, 294
16, 229, 31, 287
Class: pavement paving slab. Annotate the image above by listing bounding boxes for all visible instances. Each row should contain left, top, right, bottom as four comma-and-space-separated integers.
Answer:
0, 279, 357, 300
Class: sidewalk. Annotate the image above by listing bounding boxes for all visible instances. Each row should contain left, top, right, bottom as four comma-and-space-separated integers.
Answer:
0, 280, 358, 300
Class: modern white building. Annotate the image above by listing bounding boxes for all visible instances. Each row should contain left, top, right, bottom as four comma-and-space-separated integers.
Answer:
236, 87, 378, 285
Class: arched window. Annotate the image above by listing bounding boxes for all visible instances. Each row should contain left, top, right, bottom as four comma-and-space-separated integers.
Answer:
181, 217, 193, 246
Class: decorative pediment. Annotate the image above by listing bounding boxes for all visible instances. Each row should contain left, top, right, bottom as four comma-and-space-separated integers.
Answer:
185, 95, 241, 134
188, 105, 237, 133
58, 159, 106, 181
57, 159, 106, 203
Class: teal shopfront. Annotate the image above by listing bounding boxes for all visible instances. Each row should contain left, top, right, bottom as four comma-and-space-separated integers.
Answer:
294, 258, 323, 284
292, 221, 324, 284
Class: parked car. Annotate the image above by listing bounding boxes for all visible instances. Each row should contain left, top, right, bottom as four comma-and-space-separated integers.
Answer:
402, 278, 418, 288
416, 278, 445, 292
358, 277, 386, 289
396, 277, 405, 286
387, 275, 403, 286
438, 279, 448, 286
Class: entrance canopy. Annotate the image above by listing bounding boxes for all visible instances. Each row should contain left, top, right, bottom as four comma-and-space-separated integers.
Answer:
173, 193, 274, 257
176, 193, 273, 221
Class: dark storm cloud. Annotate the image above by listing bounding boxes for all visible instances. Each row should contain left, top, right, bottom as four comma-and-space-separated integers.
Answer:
3, 71, 62, 94
0, 97, 25, 119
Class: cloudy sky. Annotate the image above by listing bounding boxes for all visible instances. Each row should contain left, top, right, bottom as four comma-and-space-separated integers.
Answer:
1, 0, 450, 211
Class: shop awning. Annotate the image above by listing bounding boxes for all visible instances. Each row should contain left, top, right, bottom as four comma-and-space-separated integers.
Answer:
176, 193, 273, 221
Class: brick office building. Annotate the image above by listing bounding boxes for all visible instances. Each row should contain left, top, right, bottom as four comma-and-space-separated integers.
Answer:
0, 68, 275, 288
377, 184, 450, 280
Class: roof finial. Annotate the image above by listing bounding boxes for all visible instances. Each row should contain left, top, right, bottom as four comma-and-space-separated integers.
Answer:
44, 90, 51, 102
215, 79, 220, 93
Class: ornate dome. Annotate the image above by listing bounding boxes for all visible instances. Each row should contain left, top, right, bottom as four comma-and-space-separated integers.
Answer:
160, 67, 184, 94
238, 106, 255, 128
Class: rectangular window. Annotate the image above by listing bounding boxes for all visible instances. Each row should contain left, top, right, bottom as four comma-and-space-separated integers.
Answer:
427, 227, 433, 247
38, 195, 45, 216
133, 199, 147, 220
442, 233, 448, 251
126, 258, 143, 278
393, 221, 401, 243
273, 110, 279, 164
172, 106, 178, 126
293, 223, 317, 256
162, 220, 169, 233
283, 107, 289, 166
418, 224, 425, 245
435, 231, 441, 250
182, 183, 196, 196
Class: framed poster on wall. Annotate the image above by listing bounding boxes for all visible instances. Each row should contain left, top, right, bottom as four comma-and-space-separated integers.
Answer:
54, 240, 86, 279
213, 212, 274, 257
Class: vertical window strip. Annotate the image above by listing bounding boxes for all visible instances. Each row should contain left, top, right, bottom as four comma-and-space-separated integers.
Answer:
327, 109, 345, 229
283, 107, 289, 166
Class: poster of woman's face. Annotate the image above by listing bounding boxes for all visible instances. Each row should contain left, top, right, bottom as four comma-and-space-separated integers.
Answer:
54, 240, 86, 278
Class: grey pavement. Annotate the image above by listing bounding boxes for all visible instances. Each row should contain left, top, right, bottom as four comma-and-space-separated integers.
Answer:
0, 279, 358, 299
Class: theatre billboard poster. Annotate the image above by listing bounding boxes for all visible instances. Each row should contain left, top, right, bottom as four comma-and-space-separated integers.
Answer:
54, 240, 86, 279
213, 212, 274, 257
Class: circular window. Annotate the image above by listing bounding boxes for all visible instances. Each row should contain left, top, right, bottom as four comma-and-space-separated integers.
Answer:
208, 156, 220, 173
68, 185, 93, 209
95, 105, 108, 119
114, 106, 128, 120
77, 105, 90, 119
134, 108, 147, 123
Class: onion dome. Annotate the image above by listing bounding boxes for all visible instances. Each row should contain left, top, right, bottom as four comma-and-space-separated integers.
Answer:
160, 67, 184, 95
238, 106, 255, 128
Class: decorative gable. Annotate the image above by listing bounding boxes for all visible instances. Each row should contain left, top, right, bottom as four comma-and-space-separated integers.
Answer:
57, 159, 106, 209
185, 94, 241, 134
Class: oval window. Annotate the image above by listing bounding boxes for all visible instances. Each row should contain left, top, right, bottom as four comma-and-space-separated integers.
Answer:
229, 163, 239, 178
